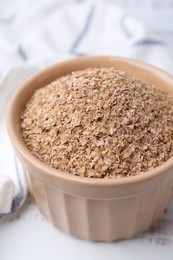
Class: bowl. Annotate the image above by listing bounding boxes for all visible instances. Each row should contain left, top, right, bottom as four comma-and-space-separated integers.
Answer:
6, 56, 173, 241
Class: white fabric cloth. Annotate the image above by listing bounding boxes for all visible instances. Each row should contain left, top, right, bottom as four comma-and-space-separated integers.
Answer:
0, 66, 37, 217
0, 0, 173, 217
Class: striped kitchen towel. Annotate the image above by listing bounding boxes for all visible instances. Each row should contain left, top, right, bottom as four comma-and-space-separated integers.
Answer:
0, 66, 36, 217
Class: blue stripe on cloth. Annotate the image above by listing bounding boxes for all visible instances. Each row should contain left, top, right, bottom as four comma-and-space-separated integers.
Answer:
70, 50, 86, 56
70, 5, 96, 53
18, 46, 28, 61
14, 155, 24, 198
119, 13, 132, 38
0, 16, 15, 24
0, 156, 24, 218
133, 39, 165, 47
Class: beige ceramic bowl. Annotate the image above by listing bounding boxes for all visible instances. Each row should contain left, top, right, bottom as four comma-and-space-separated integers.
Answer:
6, 56, 173, 241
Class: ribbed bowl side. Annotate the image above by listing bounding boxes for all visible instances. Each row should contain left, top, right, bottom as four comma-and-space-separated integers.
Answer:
27, 172, 173, 241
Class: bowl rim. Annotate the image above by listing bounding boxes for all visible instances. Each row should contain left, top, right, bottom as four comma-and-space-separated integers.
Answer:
6, 55, 173, 187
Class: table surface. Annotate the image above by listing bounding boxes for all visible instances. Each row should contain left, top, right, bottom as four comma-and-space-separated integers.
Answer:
1, 199, 173, 260
1, 0, 173, 259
